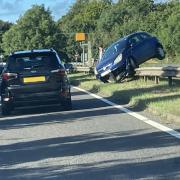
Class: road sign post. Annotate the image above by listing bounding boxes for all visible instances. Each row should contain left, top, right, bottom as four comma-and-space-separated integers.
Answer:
75, 33, 92, 67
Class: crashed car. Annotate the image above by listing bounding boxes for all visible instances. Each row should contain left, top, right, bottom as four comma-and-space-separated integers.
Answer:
95, 32, 165, 83
64, 63, 74, 73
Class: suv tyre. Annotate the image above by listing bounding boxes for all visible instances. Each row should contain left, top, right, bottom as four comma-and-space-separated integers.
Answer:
62, 97, 72, 111
1, 100, 11, 115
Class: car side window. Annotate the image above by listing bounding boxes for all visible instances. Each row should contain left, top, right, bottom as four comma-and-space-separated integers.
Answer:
128, 35, 141, 46
140, 33, 151, 40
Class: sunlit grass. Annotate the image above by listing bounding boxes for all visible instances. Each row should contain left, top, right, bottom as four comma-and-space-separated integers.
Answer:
69, 73, 180, 117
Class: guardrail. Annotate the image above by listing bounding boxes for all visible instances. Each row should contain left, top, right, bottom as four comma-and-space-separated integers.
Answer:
135, 66, 180, 86
71, 62, 84, 67
72, 65, 180, 86
73, 66, 94, 73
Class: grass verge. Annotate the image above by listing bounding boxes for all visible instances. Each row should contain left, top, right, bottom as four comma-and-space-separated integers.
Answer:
69, 73, 180, 119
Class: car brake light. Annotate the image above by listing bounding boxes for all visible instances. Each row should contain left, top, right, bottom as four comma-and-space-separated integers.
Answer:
51, 69, 66, 76
2, 73, 17, 80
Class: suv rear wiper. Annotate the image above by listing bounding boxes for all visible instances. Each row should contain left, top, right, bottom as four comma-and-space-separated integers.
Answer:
23, 67, 32, 70
22, 65, 43, 71
32, 64, 44, 68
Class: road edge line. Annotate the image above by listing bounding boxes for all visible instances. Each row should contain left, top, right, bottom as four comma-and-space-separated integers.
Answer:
73, 86, 180, 140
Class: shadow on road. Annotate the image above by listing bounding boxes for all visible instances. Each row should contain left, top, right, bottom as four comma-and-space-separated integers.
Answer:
0, 106, 120, 130
0, 130, 180, 179
0, 84, 180, 179
0, 90, 119, 130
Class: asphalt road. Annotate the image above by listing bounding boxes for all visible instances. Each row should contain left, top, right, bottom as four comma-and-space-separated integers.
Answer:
0, 87, 180, 180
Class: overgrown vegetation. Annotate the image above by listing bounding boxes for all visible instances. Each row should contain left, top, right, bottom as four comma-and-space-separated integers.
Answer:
58, 0, 180, 63
0, 20, 12, 55
0, 0, 180, 63
0, 5, 66, 57
70, 73, 180, 118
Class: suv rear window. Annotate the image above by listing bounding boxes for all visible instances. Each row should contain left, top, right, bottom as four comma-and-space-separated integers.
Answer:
8, 52, 60, 72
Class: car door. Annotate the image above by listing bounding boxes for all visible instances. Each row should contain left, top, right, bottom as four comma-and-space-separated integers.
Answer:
139, 33, 156, 60
128, 34, 154, 65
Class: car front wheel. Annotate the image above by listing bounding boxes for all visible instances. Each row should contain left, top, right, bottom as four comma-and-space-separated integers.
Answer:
115, 71, 127, 83
156, 46, 165, 60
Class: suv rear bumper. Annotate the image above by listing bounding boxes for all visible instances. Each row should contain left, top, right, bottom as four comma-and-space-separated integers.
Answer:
2, 89, 71, 107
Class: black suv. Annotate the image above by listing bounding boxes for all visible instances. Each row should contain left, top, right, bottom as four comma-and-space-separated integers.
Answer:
0, 49, 72, 115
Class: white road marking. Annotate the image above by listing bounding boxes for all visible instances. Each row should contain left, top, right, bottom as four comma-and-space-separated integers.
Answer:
73, 86, 180, 139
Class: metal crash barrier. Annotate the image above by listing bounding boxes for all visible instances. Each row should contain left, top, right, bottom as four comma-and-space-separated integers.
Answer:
135, 66, 180, 86
74, 66, 94, 74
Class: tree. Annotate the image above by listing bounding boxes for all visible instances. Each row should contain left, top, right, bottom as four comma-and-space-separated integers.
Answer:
0, 20, 12, 55
2, 5, 65, 56
57, 0, 112, 61
59, 0, 179, 62
157, 1, 180, 60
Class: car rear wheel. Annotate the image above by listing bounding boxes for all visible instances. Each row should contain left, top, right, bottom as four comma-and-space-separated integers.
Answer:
156, 46, 165, 60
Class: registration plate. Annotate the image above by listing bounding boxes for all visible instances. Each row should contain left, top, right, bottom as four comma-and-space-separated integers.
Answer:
23, 76, 46, 83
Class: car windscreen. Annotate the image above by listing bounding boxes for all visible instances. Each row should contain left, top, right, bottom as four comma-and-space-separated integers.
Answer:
101, 39, 126, 61
7, 52, 60, 72
64, 63, 73, 69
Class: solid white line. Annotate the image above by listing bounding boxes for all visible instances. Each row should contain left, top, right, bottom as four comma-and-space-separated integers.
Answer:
73, 86, 180, 140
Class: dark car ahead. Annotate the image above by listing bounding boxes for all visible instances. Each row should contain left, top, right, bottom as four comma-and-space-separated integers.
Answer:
95, 32, 165, 83
0, 49, 72, 115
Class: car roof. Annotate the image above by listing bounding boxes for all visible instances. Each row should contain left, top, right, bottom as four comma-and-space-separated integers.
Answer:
115, 31, 151, 43
126, 31, 151, 38
8, 48, 62, 64
11, 49, 56, 55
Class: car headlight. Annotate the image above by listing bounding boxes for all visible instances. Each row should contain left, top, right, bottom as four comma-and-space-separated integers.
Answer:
114, 54, 122, 64
94, 68, 98, 75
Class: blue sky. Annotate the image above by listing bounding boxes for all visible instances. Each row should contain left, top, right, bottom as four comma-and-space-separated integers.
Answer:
0, 0, 76, 23
0, 0, 166, 23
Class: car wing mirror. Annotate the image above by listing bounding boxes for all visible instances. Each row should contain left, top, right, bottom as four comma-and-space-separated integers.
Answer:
128, 43, 133, 48
130, 43, 134, 47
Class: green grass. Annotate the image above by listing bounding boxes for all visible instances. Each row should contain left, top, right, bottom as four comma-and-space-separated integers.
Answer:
69, 73, 180, 118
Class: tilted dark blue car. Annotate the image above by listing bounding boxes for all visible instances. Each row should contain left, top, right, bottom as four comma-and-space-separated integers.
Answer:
95, 32, 165, 83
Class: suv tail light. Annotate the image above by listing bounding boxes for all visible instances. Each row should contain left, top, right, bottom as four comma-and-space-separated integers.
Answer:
2, 73, 17, 81
51, 69, 66, 76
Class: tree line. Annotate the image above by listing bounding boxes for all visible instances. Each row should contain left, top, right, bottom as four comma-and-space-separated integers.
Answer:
0, 0, 179, 63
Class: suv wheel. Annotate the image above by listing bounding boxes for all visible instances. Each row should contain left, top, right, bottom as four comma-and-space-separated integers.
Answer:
62, 98, 72, 111
156, 46, 165, 60
1, 101, 11, 116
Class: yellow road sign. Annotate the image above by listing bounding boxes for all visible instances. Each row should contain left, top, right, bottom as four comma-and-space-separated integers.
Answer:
75, 33, 86, 41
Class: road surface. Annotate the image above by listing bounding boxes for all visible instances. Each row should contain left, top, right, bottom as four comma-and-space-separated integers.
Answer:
0, 87, 180, 179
